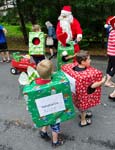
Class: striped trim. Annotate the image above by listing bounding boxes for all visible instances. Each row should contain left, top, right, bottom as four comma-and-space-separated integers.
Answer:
107, 30, 115, 56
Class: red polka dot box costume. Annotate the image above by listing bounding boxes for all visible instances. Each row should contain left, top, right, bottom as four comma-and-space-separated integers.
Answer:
61, 62, 103, 111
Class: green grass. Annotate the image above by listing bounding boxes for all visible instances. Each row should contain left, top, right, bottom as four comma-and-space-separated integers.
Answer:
6, 25, 23, 37
1, 23, 31, 38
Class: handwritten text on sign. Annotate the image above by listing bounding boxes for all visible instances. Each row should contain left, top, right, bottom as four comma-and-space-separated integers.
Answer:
35, 93, 66, 117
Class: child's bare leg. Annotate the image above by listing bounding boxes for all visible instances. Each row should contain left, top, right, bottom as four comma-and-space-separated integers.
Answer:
1, 52, 6, 61
91, 76, 106, 89
80, 111, 92, 127
41, 126, 48, 132
52, 131, 64, 147
52, 131, 58, 143
80, 111, 86, 125
105, 74, 115, 87
51, 123, 64, 147
6, 51, 11, 61
49, 48, 53, 56
39, 126, 50, 141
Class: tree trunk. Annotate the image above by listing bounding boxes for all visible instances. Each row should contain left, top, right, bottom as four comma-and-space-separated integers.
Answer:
30, 13, 37, 25
101, 5, 105, 48
16, 0, 28, 45
101, 27, 105, 48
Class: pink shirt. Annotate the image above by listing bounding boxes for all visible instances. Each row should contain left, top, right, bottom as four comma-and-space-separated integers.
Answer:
107, 29, 115, 56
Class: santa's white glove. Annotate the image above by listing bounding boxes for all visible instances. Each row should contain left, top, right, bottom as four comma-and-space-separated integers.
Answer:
77, 36, 82, 42
76, 34, 82, 42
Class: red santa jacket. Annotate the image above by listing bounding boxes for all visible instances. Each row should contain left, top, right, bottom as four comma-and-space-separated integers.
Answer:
56, 18, 83, 53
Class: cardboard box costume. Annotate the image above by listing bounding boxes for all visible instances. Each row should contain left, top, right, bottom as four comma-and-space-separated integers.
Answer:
29, 32, 45, 55
22, 71, 76, 128
61, 63, 103, 111
57, 41, 74, 70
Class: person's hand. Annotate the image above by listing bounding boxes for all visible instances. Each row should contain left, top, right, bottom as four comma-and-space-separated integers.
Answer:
3, 28, 7, 35
74, 53, 77, 57
101, 76, 106, 84
76, 37, 82, 42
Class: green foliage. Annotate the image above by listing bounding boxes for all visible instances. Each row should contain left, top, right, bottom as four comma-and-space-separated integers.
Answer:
1, 0, 115, 47
0, 9, 19, 25
5, 25, 23, 37
79, 40, 89, 49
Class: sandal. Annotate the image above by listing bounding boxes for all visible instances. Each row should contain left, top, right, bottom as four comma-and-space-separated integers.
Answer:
52, 139, 64, 147
104, 83, 115, 88
108, 95, 115, 101
39, 130, 51, 141
79, 118, 92, 127
6, 59, 11, 63
85, 111, 92, 118
0, 59, 6, 62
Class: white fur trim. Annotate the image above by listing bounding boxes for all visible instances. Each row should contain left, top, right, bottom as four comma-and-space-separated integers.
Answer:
104, 24, 108, 28
77, 34, 82, 38
62, 51, 68, 56
61, 10, 71, 16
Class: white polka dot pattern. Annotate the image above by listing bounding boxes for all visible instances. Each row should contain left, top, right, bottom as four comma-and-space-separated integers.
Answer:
61, 62, 102, 111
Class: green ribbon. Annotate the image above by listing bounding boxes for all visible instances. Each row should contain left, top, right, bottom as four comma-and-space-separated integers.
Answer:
28, 72, 39, 83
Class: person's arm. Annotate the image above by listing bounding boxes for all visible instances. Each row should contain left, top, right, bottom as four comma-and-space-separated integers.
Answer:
49, 48, 53, 56
3, 27, 7, 35
65, 53, 77, 60
72, 18, 82, 42
91, 76, 106, 89
87, 76, 106, 94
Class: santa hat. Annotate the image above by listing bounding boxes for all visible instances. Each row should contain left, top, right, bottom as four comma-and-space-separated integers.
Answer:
110, 16, 115, 29
104, 16, 114, 28
61, 6, 72, 16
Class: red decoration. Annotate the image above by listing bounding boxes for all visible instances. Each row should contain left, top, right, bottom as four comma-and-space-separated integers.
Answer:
32, 37, 40, 45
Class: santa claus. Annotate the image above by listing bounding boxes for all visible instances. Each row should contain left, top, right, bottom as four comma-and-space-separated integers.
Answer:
56, 5, 83, 53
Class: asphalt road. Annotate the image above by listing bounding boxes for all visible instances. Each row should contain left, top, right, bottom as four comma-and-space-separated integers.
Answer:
0, 56, 115, 150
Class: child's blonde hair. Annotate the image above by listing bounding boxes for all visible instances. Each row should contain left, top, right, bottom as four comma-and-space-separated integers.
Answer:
36, 59, 54, 79
32, 24, 41, 32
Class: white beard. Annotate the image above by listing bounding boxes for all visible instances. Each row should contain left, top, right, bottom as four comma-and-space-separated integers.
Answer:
59, 15, 73, 42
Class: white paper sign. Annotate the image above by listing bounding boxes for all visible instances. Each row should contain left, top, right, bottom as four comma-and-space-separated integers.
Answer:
35, 93, 66, 117
64, 72, 76, 93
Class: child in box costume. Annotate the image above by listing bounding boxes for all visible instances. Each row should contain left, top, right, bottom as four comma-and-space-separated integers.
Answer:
21, 59, 75, 147
29, 25, 45, 65
61, 50, 106, 127
57, 41, 77, 70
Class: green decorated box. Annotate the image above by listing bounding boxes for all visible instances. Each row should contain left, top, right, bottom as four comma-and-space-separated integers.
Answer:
12, 52, 23, 62
29, 32, 45, 55
57, 41, 74, 70
22, 71, 76, 128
